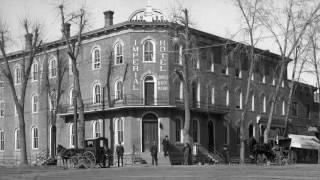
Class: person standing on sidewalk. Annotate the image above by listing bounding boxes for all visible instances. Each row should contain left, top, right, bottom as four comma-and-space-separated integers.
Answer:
162, 135, 170, 157
116, 142, 124, 167
151, 141, 158, 166
183, 143, 191, 165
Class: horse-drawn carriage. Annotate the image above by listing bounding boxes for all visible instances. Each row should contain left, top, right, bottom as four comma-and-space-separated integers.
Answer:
57, 137, 110, 168
250, 136, 294, 165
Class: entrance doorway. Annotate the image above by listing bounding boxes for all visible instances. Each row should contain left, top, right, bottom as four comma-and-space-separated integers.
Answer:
142, 113, 158, 152
208, 121, 215, 148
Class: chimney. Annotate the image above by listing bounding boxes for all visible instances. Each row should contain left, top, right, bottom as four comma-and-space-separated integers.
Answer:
25, 33, 33, 50
103, 11, 114, 27
63, 23, 71, 38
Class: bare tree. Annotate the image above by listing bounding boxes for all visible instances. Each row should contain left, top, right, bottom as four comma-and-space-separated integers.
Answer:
0, 19, 42, 165
58, 4, 88, 148
258, 0, 320, 143
234, 0, 262, 164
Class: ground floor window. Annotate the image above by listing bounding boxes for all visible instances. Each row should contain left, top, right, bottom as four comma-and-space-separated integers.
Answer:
175, 119, 181, 142
0, 130, 4, 150
15, 128, 20, 150
115, 118, 124, 144
70, 124, 75, 148
192, 120, 199, 143
93, 120, 102, 138
32, 127, 39, 149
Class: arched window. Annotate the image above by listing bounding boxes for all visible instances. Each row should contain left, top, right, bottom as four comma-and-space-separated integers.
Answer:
192, 82, 200, 107
32, 62, 39, 81
49, 58, 57, 78
69, 88, 74, 106
262, 95, 266, 113
93, 84, 101, 104
211, 87, 215, 104
236, 89, 242, 109
226, 89, 230, 106
15, 128, 20, 150
32, 127, 39, 149
14, 65, 21, 85
115, 81, 123, 100
114, 43, 123, 64
115, 118, 124, 144
70, 124, 75, 148
179, 81, 184, 100
92, 47, 101, 70
282, 100, 286, 115
49, 91, 57, 111
0, 101, 4, 117
192, 120, 199, 143
32, 94, 39, 113
144, 76, 155, 105
175, 119, 181, 142
93, 120, 102, 138
143, 40, 155, 62
251, 94, 255, 111
0, 130, 4, 151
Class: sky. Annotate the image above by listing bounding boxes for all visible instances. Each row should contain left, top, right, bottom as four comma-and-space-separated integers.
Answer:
0, 0, 316, 86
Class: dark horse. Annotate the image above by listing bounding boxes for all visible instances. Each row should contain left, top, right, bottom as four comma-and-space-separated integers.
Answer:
249, 137, 275, 164
57, 144, 83, 167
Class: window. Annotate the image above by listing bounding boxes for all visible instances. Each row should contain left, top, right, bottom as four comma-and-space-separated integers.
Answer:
272, 77, 276, 86
179, 81, 183, 100
143, 40, 154, 62
236, 91, 242, 109
115, 118, 124, 144
282, 100, 286, 115
178, 46, 183, 65
70, 124, 75, 148
192, 82, 200, 107
0, 130, 4, 151
93, 84, 101, 104
0, 80, 4, 98
226, 89, 229, 106
222, 66, 229, 75
49, 58, 57, 78
235, 69, 242, 78
281, 81, 285, 88
32, 94, 39, 113
262, 95, 266, 113
223, 124, 229, 145
251, 73, 254, 81
70, 88, 74, 106
211, 87, 215, 104
236, 127, 240, 144
210, 52, 214, 72
292, 102, 298, 116
32, 62, 39, 81
0, 101, 4, 117
32, 127, 39, 149
114, 43, 123, 64
144, 76, 155, 105
262, 74, 266, 84
92, 48, 101, 69
251, 94, 255, 111
306, 104, 310, 119
93, 120, 102, 138
69, 58, 73, 75
49, 91, 57, 111
15, 128, 20, 150
175, 119, 181, 142
115, 81, 123, 100
192, 120, 199, 143
14, 65, 21, 85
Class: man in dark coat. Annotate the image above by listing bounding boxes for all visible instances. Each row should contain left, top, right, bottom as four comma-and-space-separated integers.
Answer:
150, 141, 158, 166
162, 135, 170, 157
116, 142, 124, 167
183, 143, 191, 165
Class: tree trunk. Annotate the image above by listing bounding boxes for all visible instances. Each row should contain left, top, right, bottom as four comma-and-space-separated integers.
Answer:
17, 105, 28, 165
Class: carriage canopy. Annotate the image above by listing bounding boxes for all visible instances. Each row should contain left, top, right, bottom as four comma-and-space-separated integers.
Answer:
288, 134, 320, 150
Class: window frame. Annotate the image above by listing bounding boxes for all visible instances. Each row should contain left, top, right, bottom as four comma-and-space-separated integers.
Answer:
251, 94, 255, 111
32, 94, 39, 113
114, 43, 124, 65
49, 57, 57, 78
31, 62, 39, 82
115, 80, 123, 100
93, 120, 102, 138
31, 127, 39, 149
93, 83, 101, 104
192, 119, 200, 143
14, 65, 22, 85
0, 101, 4, 117
0, 130, 4, 151
70, 124, 75, 148
92, 47, 101, 70
115, 118, 124, 145
15, 128, 20, 150
143, 40, 155, 62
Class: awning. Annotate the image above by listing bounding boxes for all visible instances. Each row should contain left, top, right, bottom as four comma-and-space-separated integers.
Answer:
257, 116, 286, 128
288, 134, 320, 150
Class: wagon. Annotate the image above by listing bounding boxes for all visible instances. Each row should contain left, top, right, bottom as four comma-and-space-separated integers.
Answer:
272, 137, 293, 165
71, 137, 108, 168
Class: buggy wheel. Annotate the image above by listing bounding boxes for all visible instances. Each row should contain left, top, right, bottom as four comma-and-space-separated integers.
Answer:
257, 154, 267, 164
71, 156, 79, 168
83, 151, 96, 168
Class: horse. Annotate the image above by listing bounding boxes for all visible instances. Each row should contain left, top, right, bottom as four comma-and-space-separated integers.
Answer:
248, 137, 275, 164
57, 144, 83, 167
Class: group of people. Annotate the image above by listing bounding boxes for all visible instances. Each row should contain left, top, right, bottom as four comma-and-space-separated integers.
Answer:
103, 135, 192, 167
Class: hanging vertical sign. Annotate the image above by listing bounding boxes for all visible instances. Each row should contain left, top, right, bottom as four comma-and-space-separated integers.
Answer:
158, 40, 168, 91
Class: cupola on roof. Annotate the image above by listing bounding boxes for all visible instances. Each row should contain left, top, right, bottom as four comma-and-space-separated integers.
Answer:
128, 2, 167, 22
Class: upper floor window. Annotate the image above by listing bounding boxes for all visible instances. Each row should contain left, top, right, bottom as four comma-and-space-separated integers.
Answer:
93, 120, 102, 138
210, 52, 214, 72
115, 118, 124, 144
272, 77, 276, 86
49, 91, 57, 111
281, 80, 285, 88
69, 58, 73, 75
282, 100, 286, 115
251, 73, 254, 81
0, 130, 4, 151
114, 43, 123, 64
31, 127, 39, 149
179, 81, 184, 100
15, 128, 20, 150
251, 94, 255, 111
32, 62, 39, 81
262, 74, 266, 84
32, 94, 39, 113
235, 69, 242, 78
92, 48, 101, 70
143, 40, 155, 62
292, 102, 298, 116
115, 81, 123, 100
211, 87, 215, 105
93, 83, 101, 104
49, 57, 57, 78
236, 90, 242, 109
262, 95, 266, 113
226, 89, 230, 106
14, 65, 21, 85
69, 88, 74, 106
0, 101, 4, 117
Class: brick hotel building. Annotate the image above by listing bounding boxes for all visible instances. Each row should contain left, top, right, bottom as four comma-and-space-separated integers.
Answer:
0, 4, 319, 164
